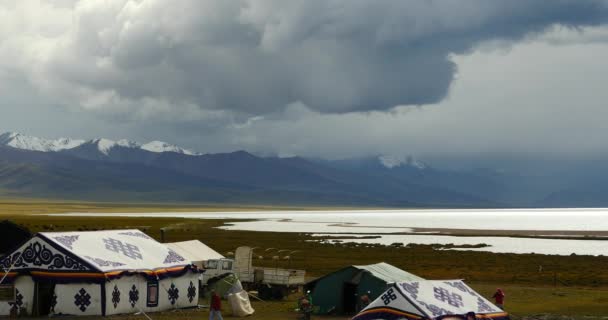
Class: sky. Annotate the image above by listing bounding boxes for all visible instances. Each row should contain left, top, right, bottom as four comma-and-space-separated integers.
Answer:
2, 0, 608, 164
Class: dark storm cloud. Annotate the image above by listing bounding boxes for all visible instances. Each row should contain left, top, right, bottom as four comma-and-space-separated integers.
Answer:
2, 0, 608, 119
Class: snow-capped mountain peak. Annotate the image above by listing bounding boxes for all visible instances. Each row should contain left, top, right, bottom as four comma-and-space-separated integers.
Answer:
378, 155, 428, 170
141, 141, 200, 155
1, 131, 203, 157
0, 132, 85, 152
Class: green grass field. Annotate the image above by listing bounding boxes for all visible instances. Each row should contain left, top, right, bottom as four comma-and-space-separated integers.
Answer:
1, 199, 607, 319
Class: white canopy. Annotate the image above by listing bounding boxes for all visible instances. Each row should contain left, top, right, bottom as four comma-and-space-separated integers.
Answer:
352, 280, 509, 320
166, 240, 224, 263
31, 229, 189, 272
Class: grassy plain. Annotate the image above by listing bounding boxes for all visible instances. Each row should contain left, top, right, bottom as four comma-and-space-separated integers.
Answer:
1, 199, 607, 319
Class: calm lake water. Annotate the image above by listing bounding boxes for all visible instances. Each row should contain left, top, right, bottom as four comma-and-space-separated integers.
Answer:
54, 208, 608, 256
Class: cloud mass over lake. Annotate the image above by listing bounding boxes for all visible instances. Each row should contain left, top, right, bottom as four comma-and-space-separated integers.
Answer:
2, 0, 608, 162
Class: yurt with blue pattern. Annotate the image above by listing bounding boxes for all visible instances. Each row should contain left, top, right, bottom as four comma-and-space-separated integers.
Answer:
0, 229, 200, 316
352, 280, 509, 320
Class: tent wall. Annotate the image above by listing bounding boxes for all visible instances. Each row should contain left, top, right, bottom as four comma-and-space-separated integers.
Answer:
308, 263, 421, 316
357, 273, 389, 303
49, 272, 200, 316
309, 267, 358, 314
104, 272, 199, 316
54, 283, 102, 316
0, 276, 35, 316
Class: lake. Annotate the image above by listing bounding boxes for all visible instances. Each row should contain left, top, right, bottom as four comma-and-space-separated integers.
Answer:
52, 208, 608, 256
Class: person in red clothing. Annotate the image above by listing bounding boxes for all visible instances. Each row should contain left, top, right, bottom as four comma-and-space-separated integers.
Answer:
209, 290, 223, 320
492, 288, 505, 310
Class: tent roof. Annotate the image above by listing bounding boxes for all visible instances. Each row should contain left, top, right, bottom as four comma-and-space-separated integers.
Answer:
165, 240, 224, 262
353, 280, 509, 320
307, 262, 423, 287
37, 229, 189, 272
352, 262, 424, 283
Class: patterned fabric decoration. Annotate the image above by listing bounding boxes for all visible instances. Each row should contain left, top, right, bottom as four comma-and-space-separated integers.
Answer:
444, 281, 477, 297
50, 293, 57, 313
167, 283, 179, 305
84, 256, 126, 268
74, 288, 92, 312
399, 282, 419, 299
118, 231, 153, 240
103, 238, 143, 260
433, 287, 464, 308
112, 285, 121, 308
417, 300, 451, 317
380, 288, 397, 305
14, 289, 23, 308
129, 285, 139, 308
163, 250, 186, 264
52, 235, 80, 249
477, 297, 496, 312
0, 241, 88, 270
187, 281, 196, 303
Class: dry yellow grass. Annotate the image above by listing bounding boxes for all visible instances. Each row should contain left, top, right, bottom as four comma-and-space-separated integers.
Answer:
1, 199, 607, 318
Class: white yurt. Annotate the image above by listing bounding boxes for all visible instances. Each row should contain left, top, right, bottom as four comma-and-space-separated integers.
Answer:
0, 229, 201, 317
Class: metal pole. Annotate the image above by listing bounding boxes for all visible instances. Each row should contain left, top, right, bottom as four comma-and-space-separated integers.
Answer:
0, 252, 22, 286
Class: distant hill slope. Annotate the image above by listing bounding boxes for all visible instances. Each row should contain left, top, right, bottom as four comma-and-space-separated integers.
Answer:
0, 135, 496, 207
5, 131, 608, 207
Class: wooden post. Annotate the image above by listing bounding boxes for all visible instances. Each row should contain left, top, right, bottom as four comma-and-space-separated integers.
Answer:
553, 272, 557, 287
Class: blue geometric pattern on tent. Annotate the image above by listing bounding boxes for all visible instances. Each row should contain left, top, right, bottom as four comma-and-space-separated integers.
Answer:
187, 281, 196, 303
53, 235, 80, 249
416, 300, 450, 317
444, 281, 473, 295
477, 297, 496, 312
163, 250, 185, 264
399, 282, 419, 299
168, 283, 179, 305
433, 287, 464, 308
74, 288, 91, 312
118, 231, 153, 240
112, 285, 121, 308
103, 238, 143, 260
129, 285, 139, 308
84, 256, 126, 268
0, 241, 88, 270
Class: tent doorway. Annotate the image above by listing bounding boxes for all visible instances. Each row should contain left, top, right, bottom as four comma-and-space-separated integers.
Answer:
342, 282, 358, 314
33, 281, 55, 316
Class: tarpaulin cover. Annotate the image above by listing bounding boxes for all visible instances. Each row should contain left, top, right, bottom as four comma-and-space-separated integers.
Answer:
227, 290, 255, 317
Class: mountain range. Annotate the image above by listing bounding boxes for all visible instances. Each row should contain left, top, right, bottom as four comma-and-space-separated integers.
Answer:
1, 132, 607, 207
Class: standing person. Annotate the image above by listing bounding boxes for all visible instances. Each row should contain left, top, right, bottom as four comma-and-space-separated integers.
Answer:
300, 298, 312, 320
209, 290, 224, 320
492, 288, 505, 310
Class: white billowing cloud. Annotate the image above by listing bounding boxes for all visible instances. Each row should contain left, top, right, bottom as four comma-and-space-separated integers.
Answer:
2, 0, 608, 121
2, 1, 608, 161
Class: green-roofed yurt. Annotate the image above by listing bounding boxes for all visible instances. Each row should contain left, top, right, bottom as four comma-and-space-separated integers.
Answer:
305, 262, 423, 315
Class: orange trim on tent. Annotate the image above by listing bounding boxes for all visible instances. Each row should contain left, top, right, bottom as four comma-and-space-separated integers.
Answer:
30, 271, 105, 278
477, 312, 509, 319
26, 266, 189, 279
356, 308, 423, 319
